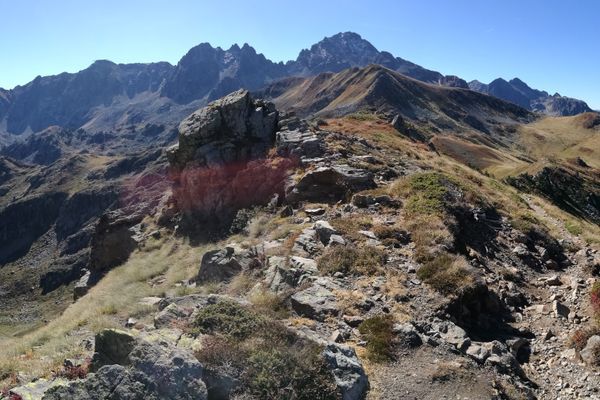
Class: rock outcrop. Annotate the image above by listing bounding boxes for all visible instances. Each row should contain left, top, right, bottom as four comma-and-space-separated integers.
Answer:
167, 90, 294, 231
43, 329, 208, 400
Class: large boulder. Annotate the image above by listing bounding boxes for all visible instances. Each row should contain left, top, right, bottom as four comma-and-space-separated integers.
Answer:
166, 90, 295, 229
89, 214, 142, 273
196, 246, 261, 283
286, 165, 376, 203
168, 89, 278, 168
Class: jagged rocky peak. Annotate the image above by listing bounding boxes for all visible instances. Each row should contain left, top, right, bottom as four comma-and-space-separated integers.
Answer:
161, 43, 287, 104
290, 32, 381, 75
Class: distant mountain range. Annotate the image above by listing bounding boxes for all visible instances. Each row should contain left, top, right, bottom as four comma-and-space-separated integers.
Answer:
0, 32, 593, 147
468, 78, 591, 116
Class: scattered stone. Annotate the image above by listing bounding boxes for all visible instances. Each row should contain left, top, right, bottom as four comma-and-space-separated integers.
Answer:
305, 207, 326, 216
552, 300, 570, 318
154, 303, 192, 329
315, 220, 337, 244
125, 318, 137, 328
544, 275, 562, 286
358, 230, 377, 240
392, 323, 423, 348
512, 244, 529, 257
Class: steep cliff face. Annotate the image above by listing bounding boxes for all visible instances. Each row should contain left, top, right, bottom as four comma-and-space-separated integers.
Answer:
0, 192, 68, 264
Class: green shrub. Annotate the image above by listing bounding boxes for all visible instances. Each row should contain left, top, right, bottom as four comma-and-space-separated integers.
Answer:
416, 253, 473, 294
317, 245, 386, 275
404, 173, 450, 215
193, 301, 265, 340
195, 315, 337, 399
565, 220, 583, 236
358, 315, 395, 362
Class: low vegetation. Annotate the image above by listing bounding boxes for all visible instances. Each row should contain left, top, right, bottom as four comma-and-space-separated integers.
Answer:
194, 301, 337, 399
317, 245, 386, 275
358, 315, 395, 362
416, 253, 474, 294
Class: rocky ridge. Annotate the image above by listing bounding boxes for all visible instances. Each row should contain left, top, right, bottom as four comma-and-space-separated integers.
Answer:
2, 92, 600, 399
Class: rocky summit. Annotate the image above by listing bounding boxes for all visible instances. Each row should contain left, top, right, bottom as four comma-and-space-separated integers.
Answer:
0, 23, 599, 400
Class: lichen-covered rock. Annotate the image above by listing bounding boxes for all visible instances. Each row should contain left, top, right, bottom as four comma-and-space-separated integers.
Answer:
9, 378, 68, 400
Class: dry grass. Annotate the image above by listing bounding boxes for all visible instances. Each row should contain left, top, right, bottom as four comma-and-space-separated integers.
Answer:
317, 245, 386, 276
0, 236, 211, 385
416, 253, 475, 294
330, 215, 373, 241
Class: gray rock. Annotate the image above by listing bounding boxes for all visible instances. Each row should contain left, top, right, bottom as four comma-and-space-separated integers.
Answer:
169, 90, 277, 167
581, 335, 600, 365
323, 344, 369, 400
329, 234, 346, 246
73, 269, 91, 300
552, 300, 570, 318
91, 329, 137, 370
292, 227, 321, 256
392, 323, 423, 348
286, 165, 376, 203
276, 130, 325, 159
291, 281, 339, 321
154, 303, 192, 329
196, 246, 259, 283
435, 321, 471, 352
512, 244, 529, 257
466, 343, 492, 363
44, 339, 208, 400
264, 255, 317, 292
314, 220, 337, 244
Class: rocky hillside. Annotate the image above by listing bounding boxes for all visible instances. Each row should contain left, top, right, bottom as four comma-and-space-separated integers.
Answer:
1, 90, 599, 400
262, 65, 531, 130
469, 78, 592, 116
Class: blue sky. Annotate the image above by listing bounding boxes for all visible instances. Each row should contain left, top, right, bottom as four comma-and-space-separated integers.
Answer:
1, 0, 598, 108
